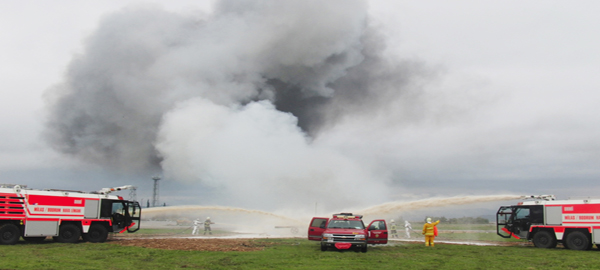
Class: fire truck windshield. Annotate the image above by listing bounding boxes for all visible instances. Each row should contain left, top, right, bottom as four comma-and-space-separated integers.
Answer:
514, 208, 530, 219
327, 220, 364, 229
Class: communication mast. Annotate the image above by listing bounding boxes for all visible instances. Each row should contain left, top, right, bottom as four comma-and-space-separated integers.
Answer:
151, 176, 161, 207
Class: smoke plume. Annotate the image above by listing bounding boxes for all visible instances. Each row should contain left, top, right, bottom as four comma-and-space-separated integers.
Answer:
44, 0, 450, 210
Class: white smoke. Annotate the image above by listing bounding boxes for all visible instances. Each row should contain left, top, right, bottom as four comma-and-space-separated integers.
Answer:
155, 98, 391, 209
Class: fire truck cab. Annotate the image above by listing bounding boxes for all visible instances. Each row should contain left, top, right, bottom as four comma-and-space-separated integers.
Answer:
308, 213, 388, 253
0, 184, 141, 245
497, 195, 600, 250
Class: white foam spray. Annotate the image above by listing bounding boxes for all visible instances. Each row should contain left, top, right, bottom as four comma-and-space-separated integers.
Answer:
144, 195, 522, 221
353, 195, 521, 216
143, 205, 308, 236
143, 205, 304, 224
133, 195, 523, 240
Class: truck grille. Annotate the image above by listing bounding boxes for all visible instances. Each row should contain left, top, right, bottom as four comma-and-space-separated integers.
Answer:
0, 196, 25, 215
330, 234, 362, 243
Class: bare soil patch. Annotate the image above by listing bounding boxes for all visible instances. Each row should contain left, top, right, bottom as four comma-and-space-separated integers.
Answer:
109, 238, 276, 252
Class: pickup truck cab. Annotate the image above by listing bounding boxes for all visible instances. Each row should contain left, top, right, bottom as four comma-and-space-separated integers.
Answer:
308, 213, 388, 252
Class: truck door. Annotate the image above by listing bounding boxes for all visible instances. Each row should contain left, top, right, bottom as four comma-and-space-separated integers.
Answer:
124, 201, 141, 233
308, 217, 329, 241
497, 205, 542, 239
367, 219, 388, 244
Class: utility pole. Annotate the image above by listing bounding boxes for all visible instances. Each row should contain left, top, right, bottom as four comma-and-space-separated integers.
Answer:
152, 176, 161, 207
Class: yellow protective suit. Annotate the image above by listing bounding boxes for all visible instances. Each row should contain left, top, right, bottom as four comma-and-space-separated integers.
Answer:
422, 220, 440, 247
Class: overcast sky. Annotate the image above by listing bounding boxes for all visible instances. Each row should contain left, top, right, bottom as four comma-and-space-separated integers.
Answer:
1, 0, 599, 217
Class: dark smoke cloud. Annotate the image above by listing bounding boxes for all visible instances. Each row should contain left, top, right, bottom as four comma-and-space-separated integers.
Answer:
43, 0, 433, 179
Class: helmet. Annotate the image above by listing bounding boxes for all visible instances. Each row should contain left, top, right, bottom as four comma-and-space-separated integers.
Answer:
207, 217, 211, 220
391, 219, 395, 222
426, 218, 432, 223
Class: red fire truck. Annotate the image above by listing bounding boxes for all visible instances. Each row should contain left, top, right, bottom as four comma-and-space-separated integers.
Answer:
497, 195, 600, 250
308, 213, 388, 252
0, 184, 141, 245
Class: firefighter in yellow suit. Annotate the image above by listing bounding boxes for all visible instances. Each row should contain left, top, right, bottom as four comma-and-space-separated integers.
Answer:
422, 218, 440, 247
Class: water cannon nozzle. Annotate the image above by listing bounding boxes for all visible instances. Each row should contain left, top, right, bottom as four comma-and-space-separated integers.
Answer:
520, 195, 555, 201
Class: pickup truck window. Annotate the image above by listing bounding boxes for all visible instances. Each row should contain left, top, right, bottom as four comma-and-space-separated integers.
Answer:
311, 218, 327, 228
369, 220, 386, 230
327, 220, 365, 229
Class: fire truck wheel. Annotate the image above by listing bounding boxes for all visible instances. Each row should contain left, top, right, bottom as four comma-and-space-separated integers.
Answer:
56, 224, 81, 243
83, 224, 109, 243
361, 246, 367, 253
532, 231, 557, 248
320, 243, 327, 251
565, 231, 591, 251
0, 223, 20, 245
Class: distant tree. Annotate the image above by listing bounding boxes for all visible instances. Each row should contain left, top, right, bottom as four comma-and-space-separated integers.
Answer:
474, 217, 490, 224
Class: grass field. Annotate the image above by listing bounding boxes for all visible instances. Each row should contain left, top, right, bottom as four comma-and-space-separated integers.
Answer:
1, 236, 600, 269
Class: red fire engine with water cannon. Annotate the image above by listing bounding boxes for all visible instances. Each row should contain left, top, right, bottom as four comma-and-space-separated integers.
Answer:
308, 213, 388, 252
497, 194, 600, 250
0, 184, 141, 245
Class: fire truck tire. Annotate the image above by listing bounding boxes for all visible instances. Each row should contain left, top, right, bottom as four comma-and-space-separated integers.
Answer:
83, 224, 109, 243
361, 246, 367, 253
532, 231, 557, 248
320, 243, 327, 251
56, 224, 81, 243
0, 223, 20, 245
565, 231, 591, 251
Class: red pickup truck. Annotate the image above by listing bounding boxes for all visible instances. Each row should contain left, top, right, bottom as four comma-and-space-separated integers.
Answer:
308, 213, 388, 252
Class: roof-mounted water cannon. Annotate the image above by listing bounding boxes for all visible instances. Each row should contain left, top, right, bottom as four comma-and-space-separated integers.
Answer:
520, 195, 556, 201
98, 185, 136, 195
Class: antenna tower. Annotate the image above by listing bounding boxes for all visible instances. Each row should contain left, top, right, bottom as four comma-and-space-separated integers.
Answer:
151, 176, 161, 207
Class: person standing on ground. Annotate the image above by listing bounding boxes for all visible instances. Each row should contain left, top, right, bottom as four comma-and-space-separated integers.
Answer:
204, 217, 215, 235
390, 219, 398, 238
192, 218, 201, 235
422, 218, 440, 246
405, 220, 412, 238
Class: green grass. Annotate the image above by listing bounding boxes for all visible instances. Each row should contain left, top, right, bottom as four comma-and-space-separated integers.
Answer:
1, 238, 600, 269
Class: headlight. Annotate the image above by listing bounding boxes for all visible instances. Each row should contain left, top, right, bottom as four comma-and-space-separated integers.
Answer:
355, 234, 366, 240
322, 233, 333, 239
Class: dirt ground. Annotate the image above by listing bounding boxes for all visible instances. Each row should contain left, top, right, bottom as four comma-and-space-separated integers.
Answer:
110, 238, 276, 252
